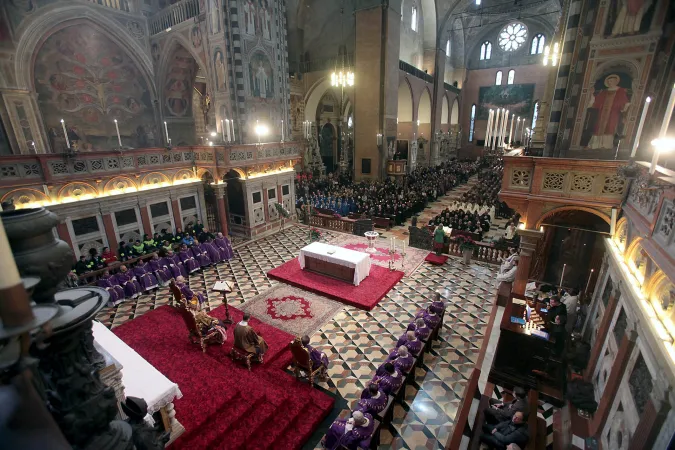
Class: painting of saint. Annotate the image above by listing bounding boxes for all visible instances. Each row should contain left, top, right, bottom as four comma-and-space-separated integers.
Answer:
248, 52, 273, 99
191, 25, 202, 48
243, 0, 256, 35
581, 73, 631, 149
210, 0, 220, 34
605, 0, 654, 36
259, 0, 272, 40
214, 50, 226, 90
165, 79, 190, 116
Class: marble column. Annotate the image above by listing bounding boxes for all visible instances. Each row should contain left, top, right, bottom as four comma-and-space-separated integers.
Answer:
171, 198, 182, 231
101, 213, 119, 253
512, 228, 543, 295
584, 281, 621, 381
214, 183, 229, 236
590, 322, 638, 436
138, 204, 152, 237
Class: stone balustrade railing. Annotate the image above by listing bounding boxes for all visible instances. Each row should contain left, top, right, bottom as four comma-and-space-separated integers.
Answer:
447, 241, 510, 265
149, 0, 200, 35
87, 0, 133, 13
309, 213, 355, 234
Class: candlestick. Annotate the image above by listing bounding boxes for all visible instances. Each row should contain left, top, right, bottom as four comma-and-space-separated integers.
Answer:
492, 109, 501, 150
114, 119, 122, 148
631, 97, 651, 158
559, 263, 566, 288
60, 119, 70, 148
484, 110, 493, 148
658, 83, 675, 138
508, 115, 515, 148
281, 120, 284, 141
585, 269, 594, 294
164, 121, 169, 144
221, 119, 226, 142
230, 120, 235, 142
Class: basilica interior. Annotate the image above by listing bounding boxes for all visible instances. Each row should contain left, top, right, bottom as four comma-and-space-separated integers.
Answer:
0, 0, 674, 449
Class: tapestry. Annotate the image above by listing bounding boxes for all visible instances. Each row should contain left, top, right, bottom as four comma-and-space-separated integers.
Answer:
34, 25, 157, 151
477, 84, 535, 120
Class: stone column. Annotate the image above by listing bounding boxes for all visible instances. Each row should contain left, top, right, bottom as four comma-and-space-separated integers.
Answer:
512, 228, 543, 295
584, 282, 621, 381
627, 382, 672, 450
590, 322, 638, 436
138, 203, 152, 236
56, 221, 76, 263
353, 0, 401, 180
214, 183, 229, 236
171, 198, 182, 231
101, 213, 119, 253
262, 187, 270, 223
430, 48, 446, 166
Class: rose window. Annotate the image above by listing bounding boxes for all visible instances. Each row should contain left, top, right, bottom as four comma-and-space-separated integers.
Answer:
499, 23, 527, 52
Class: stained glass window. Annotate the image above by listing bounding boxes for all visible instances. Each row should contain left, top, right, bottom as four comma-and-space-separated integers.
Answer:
480, 41, 492, 60
507, 69, 515, 84
499, 23, 527, 52
495, 71, 503, 85
531, 34, 545, 54
411, 6, 418, 31
469, 104, 476, 142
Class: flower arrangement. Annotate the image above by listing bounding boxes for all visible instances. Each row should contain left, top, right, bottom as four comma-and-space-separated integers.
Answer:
274, 202, 290, 218
454, 234, 477, 252
310, 227, 323, 241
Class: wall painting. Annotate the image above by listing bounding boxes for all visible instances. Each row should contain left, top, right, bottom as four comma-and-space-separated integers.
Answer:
477, 84, 535, 120
248, 51, 274, 100
580, 71, 632, 149
164, 45, 198, 118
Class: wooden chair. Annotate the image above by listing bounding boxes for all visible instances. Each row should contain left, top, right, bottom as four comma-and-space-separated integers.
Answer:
230, 346, 258, 371
169, 280, 182, 306
289, 337, 326, 387
173, 299, 225, 353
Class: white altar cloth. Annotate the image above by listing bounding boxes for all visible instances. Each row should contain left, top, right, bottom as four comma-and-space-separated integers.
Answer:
298, 242, 371, 286
92, 320, 183, 415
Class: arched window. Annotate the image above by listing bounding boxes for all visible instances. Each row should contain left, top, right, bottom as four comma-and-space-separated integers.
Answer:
531, 101, 539, 130
469, 104, 476, 142
531, 34, 545, 55
411, 6, 418, 31
446, 40, 451, 56
507, 69, 515, 85
480, 41, 492, 60
495, 71, 503, 85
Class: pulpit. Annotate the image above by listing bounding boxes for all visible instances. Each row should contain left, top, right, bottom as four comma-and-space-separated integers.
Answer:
386, 159, 407, 176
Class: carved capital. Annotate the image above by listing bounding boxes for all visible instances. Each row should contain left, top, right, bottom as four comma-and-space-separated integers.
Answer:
517, 228, 544, 255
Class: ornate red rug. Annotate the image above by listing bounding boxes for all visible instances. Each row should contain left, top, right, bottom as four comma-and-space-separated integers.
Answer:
267, 258, 404, 311
238, 285, 343, 336
113, 305, 334, 450
425, 253, 449, 265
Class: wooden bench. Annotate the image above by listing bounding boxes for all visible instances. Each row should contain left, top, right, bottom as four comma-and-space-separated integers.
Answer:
372, 216, 393, 230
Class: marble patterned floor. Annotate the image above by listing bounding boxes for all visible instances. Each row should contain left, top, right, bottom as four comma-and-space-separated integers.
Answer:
95, 186, 502, 449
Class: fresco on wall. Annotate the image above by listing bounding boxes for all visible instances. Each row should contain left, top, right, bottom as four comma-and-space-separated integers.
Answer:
290, 93, 304, 133
248, 51, 274, 99
477, 84, 535, 120
34, 25, 156, 151
242, 0, 273, 40
605, 0, 655, 36
580, 71, 632, 149
214, 50, 226, 90
164, 45, 198, 117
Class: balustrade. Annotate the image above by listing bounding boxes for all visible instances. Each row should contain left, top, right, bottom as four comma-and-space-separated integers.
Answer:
309, 213, 355, 234
87, 0, 132, 13
150, 0, 200, 35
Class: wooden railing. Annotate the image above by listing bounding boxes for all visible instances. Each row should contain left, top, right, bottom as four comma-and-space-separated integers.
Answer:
149, 0, 200, 35
309, 213, 355, 234
399, 60, 434, 84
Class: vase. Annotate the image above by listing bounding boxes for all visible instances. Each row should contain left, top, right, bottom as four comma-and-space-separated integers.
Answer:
2, 207, 74, 304
462, 249, 472, 264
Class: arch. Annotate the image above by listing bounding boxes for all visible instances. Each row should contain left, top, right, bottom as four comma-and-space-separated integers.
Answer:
103, 176, 138, 195
534, 206, 611, 229
57, 181, 99, 202
15, 4, 155, 93
173, 168, 195, 183
450, 98, 459, 125
645, 270, 675, 338
158, 38, 205, 120
495, 70, 503, 85
418, 88, 432, 124
140, 172, 171, 189
303, 76, 332, 122
197, 168, 214, 180
480, 41, 492, 61
441, 94, 449, 124
531, 34, 546, 55
613, 217, 628, 251
398, 79, 414, 122
1, 188, 50, 209
626, 238, 650, 286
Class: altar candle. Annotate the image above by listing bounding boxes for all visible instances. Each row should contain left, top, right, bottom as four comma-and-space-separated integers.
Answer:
221, 119, 226, 142
30, 141, 37, 153
60, 119, 70, 148
114, 119, 122, 147
492, 109, 501, 150
631, 97, 651, 158
585, 269, 594, 294
659, 83, 675, 138
508, 115, 515, 147
559, 263, 566, 288
484, 110, 493, 148
281, 120, 284, 141
164, 121, 169, 143
231, 120, 235, 142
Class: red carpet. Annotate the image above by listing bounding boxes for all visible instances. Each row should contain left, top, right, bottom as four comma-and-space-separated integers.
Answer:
267, 258, 403, 311
425, 253, 449, 265
113, 305, 334, 450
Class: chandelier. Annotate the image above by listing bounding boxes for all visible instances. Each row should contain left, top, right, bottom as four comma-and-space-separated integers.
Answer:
331, 70, 354, 87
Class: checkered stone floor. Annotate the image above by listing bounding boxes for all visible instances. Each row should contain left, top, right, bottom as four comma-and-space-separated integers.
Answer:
95, 221, 498, 450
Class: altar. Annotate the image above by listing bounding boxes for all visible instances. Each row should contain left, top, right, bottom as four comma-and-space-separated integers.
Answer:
298, 242, 371, 285
92, 321, 185, 444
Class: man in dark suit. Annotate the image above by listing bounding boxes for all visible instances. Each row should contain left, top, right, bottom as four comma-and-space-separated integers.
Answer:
484, 387, 528, 424
480, 410, 529, 450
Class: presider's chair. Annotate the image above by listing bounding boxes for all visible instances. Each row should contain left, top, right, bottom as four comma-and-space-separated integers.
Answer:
171, 282, 225, 352
169, 280, 182, 307
289, 337, 324, 387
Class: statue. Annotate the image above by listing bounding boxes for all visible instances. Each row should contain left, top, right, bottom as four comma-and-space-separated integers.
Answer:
387, 140, 395, 160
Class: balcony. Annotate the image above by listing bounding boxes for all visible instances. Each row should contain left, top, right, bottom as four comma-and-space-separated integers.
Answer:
149, 0, 200, 35
499, 156, 628, 227
399, 60, 433, 84
298, 54, 355, 74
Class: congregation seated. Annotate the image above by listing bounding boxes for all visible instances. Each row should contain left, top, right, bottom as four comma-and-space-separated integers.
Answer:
233, 313, 269, 362
480, 410, 529, 450
396, 330, 423, 355
301, 334, 329, 380
355, 383, 388, 416
371, 362, 403, 395
484, 387, 528, 424
384, 345, 414, 374
323, 410, 375, 450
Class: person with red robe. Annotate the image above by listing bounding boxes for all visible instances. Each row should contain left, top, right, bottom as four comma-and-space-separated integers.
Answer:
586, 74, 630, 149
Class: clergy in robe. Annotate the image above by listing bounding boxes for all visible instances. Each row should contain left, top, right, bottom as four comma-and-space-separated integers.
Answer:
115, 265, 142, 299
414, 318, 431, 341
396, 324, 417, 348
233, 313, 268, 359
161, 250, 188, 278
98, 270, 125, 306
398, 330, 423, 355
416, 306, 441, 329
175, 276, 205, 306
187, 302, 227, 342
191, 242, 212, 268
323, 410, 374, 450
372, 362, 403, 395
385, 345, 414, 374
430, 292, 446, 315
301, 334, 328, 378
178, 244, 200, 273
202, 238, 224, 264
214, 232, 234, 260
132, 260, 159, 292
355, 383, 387, 416
148, 253, 172, 286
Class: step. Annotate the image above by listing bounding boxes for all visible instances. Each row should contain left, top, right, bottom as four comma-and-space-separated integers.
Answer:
245, 398, 306, 450
179, 394, 265, 450
225, 398, 281, 449
172, 389, 241, 447
272, 403, 328, 450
